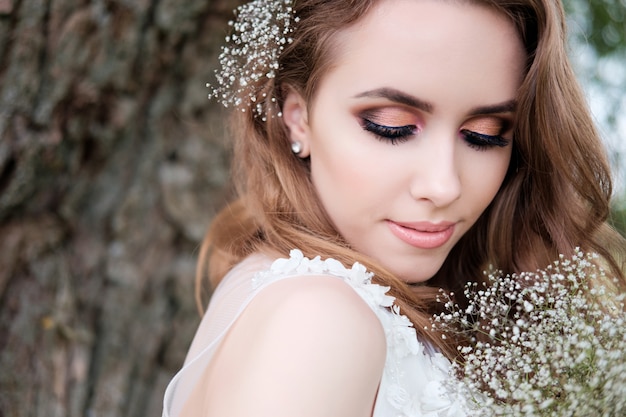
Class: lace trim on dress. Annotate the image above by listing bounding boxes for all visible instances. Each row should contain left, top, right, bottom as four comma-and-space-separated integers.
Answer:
251, 249, 470, 417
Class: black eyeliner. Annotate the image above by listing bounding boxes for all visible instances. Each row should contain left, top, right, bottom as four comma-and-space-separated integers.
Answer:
461, 129, 509, 148
362, 118, 416, 141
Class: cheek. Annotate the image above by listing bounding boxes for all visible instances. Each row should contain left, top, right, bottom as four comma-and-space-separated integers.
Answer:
310, 147, 379, 207
309, 122, 384, 193
463, 150, 511, 212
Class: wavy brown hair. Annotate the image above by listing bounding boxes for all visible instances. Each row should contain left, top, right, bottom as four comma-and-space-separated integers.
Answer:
198, 0, 626, 359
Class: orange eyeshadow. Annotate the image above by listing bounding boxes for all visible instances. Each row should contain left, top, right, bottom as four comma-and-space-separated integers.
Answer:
362, 108, 416, 126
462, 117, 505, 136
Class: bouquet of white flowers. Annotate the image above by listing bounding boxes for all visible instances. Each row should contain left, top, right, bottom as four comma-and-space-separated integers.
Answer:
432, 251, 626, 416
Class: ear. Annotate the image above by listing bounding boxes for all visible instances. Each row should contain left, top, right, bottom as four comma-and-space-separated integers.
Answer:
282, 89, 311, 158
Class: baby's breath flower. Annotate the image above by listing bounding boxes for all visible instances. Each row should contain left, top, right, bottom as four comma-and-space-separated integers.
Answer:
207, 0, 297, 120
433, 251, 626, 416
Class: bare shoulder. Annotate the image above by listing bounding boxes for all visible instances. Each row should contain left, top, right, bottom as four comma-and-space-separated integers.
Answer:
247, 275, 387, 356
194, 275, 387, 417
250, 274, 386, 334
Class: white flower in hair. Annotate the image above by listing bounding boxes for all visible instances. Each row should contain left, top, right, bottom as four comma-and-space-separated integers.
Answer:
207, 0, 297, 120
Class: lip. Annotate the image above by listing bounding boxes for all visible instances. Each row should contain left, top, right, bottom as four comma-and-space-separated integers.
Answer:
386, 220, 456, 249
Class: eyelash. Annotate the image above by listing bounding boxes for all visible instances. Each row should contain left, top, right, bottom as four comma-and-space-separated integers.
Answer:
362, 118, 510, 150
460, 129, 510, 150
362, 118, 415, 145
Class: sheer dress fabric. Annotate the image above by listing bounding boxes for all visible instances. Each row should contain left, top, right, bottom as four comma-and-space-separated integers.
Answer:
162, 250, 468, 417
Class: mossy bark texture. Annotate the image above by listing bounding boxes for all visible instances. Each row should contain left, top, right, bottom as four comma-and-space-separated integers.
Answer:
0, 0, 237, 415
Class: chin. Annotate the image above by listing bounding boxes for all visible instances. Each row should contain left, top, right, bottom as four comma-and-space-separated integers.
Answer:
396, 266, 441, 284
392, 255, 447, 284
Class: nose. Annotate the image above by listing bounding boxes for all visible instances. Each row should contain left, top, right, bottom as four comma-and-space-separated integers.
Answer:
409, 132, 461, 207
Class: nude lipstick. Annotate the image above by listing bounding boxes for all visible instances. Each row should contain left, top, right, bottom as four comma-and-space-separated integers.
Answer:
386, 220, 455, 249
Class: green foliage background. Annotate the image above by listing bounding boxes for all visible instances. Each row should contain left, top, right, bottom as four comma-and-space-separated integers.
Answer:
570, 0, 626, 57
567, 0, 626, 235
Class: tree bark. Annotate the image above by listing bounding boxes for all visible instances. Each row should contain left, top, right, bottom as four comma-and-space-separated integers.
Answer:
0, 0, 237, 415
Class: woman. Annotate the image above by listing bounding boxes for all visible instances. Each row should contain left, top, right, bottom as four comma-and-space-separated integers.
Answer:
163, 0, 626, 415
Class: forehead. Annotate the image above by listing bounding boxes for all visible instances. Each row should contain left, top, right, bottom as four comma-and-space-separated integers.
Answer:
314, 0, 525, 110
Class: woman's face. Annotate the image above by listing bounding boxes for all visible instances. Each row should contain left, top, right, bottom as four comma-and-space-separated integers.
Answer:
284, 0, 526, 283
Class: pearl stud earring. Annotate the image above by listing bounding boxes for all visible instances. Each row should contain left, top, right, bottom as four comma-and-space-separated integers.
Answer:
291, 141, 303, 155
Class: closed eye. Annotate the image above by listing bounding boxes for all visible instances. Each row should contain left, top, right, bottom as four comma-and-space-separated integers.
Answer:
461, 129, 509, 151
362, 118, 416, 145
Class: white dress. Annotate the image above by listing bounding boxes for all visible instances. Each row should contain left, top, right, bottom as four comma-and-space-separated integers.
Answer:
162, 249, 469, 417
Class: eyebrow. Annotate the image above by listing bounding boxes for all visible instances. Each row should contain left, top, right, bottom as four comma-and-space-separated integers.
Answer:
354, 88, 434, 113
353, 87, 517, 116
469, 100, 517, 115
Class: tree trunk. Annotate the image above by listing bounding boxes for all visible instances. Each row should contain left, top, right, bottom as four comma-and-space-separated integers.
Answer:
0, 0, 237, 415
